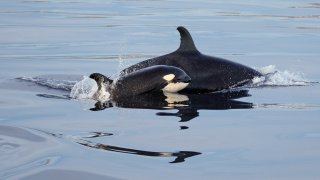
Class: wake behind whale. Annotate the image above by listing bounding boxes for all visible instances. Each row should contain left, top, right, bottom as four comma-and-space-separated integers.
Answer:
14, 65, 315, 102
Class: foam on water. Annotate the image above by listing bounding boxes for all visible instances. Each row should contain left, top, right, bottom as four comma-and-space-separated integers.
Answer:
17, 76, 77, 91
70, 76, 110, 101
69, 76, 111, 110
16, 65, 317, 101
251, 65, 316, 87
16, 75, 110, 101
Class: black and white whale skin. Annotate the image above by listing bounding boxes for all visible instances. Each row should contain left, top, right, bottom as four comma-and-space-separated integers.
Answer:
89, 65, 191, 100
120, 26, 262, 93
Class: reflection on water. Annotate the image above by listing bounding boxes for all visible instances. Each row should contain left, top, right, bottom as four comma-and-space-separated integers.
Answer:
78, 140, 201, 164
90, 89, 253, 122
0, 126, 61, 179
22, 169, 120, 180
83, 132, 113, 138
0, 125, 45, 142
38, 128, 201, 164
37, 93, 70, 100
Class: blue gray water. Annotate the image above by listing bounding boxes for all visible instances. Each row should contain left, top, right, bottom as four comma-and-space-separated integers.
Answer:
1, 0, 320, 179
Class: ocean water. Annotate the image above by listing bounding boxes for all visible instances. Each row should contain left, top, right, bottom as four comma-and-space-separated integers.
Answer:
0, 0, 320, 179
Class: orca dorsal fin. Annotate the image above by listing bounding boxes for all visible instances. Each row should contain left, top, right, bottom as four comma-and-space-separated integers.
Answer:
177, 26, 198, 52
89, 73, 113, 85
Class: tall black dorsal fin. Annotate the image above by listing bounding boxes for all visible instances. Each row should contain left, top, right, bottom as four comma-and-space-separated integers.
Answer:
177, 26, 198, 52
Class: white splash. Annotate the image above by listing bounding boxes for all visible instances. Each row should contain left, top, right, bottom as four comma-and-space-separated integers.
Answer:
70, 76, 110, 101
17, 76, 77, 91
251, 65, 315, 87
91, 82, 111, 102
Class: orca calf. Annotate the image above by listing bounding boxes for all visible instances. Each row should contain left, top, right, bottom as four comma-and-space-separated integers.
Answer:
89, 65, 191, 100
120, 26, 262, 93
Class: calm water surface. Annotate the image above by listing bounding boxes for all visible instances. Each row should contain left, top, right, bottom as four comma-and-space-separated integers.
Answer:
1, 0, 320, 179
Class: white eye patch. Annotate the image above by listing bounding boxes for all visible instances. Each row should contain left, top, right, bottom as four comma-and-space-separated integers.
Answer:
163, 74, 175, 81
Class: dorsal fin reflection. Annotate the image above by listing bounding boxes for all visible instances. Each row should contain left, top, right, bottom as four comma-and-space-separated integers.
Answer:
78, 140, 201, 164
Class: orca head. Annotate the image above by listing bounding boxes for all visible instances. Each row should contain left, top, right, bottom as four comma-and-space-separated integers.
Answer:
161, 67, 191, 93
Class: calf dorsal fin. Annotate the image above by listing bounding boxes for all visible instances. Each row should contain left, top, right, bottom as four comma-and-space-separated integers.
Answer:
89, 73, 113, 85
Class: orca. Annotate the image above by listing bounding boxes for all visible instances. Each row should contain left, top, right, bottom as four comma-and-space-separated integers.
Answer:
120, 26, 262, 93
89, 65, 191, 100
